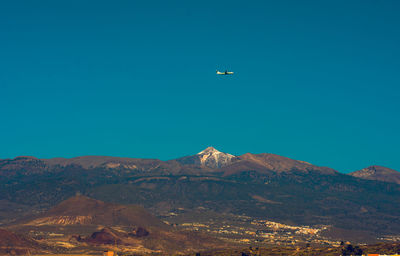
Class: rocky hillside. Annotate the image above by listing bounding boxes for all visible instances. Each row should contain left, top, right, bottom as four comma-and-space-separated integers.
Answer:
1, 148, 400, 240
350, 165, 400, 184
9, 196, 225, 254
220, 152, 337, 175
21, 195, 168, 230
0, 228, 40, 255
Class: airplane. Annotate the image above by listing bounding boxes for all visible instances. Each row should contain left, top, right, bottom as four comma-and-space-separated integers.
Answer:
216, 70, 234, 75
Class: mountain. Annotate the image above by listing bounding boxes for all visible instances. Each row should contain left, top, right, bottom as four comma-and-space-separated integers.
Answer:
9, 196, 225, 254
349, 165, 400, 184
0, 228, 40, 255
174, 147, 336, 175
22, 195, 167, 230
43, 156, 163, 170
0, 147, 336, 176
0, 156, 48, 176
220, 152, 337, 175
175, 146, 236, 168
1, 148, 400, 242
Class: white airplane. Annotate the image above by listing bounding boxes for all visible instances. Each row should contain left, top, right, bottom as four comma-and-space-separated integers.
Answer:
216, 70, 234, 75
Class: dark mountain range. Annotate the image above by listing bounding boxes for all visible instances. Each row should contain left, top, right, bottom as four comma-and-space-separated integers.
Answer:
0, 148, 337, 176
1, 147, 400, 241
0, 156, 48, 176
350, 165, 400, 184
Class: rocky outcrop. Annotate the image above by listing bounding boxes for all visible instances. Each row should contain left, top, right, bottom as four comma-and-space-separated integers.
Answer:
350, 165, 400, 184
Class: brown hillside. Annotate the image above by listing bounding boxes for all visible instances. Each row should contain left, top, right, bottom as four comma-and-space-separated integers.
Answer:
221, 153, 337, 175
0, 228, 39, 255
350, 165, 400, 184
0, 156, 48, 175
24, 195, 168, 230
43, 155, 163, 169
13, 197, 226, 254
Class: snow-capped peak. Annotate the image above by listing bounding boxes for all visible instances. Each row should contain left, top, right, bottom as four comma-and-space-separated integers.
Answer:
197, 146, 220, 155
196, 146, 235, 168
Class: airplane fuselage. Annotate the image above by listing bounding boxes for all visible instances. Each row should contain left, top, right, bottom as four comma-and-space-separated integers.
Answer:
216, 70, 234, 75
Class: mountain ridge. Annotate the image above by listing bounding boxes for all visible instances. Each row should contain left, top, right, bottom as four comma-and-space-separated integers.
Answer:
175, 146, 237, 169
349, 165, 400, 184
1, 148, 395, 176
2, 147, 400, 240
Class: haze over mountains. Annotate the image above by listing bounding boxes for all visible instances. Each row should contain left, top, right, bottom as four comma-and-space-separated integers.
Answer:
1, 147, 400, 245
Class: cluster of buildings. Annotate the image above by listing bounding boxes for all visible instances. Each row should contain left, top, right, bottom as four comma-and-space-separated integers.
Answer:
172, 214, 340, 246
379, 235, 400, 242
251, 219, 326, 235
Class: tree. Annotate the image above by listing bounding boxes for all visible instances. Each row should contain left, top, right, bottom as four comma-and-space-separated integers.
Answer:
341, 244, 354, 256
341, 244, 363, 256
353, 246, 363, 256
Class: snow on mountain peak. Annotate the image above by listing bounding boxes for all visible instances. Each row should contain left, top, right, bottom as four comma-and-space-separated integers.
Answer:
196, 147, 235, 168
197, 146, 219, 155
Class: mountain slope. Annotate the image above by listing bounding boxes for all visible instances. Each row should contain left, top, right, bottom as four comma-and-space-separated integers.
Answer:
0, 228, 40, 255
0, 156, 48, 176
1, 149, 400, 240
219, 153, 337, 176
350, 165, 400, 184
23, 195, 168, 230
10, 196, 225, 254
175, 147, 236, 168
43, 156, 163, 170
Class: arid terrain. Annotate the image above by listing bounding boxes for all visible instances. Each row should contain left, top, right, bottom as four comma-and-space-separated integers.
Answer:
1, 147, 400, 255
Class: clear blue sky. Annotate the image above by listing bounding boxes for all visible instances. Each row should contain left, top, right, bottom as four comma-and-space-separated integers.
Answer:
1, 1, 399, 172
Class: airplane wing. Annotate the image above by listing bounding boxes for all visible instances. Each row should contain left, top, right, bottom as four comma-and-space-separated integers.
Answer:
216, 70, 233, 75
